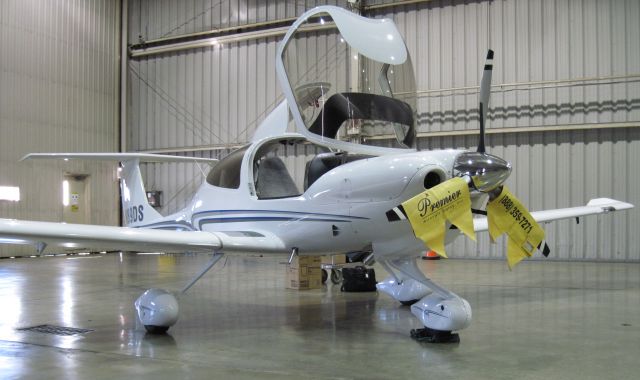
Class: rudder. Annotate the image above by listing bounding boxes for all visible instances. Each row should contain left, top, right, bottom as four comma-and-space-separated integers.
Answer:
120, 159, 162, 227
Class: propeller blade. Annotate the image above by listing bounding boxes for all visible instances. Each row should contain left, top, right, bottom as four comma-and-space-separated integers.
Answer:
477, 49, 494, 153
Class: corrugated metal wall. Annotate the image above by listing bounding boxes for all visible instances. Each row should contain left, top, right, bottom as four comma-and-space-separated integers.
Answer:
127, 0, 640, 261
0, 0, 121, 256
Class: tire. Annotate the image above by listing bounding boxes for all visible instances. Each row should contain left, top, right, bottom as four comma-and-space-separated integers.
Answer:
144, 325, 170, 334
330, 269, 343, 284
400, 299, 418, 306
321, 269, 328, 284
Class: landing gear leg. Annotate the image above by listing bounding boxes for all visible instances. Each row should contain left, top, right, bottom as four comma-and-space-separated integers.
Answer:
377, 259, 431, 305
179, 253, 225, 295
386, 257, 472, 343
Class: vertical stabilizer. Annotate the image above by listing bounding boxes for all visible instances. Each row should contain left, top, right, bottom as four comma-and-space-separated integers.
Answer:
120, 159, 162, 227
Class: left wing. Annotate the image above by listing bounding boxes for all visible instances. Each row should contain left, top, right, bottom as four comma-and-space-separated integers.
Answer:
21, 153, 218, 165
473, 198, 634, 232
0, 218, 285, 254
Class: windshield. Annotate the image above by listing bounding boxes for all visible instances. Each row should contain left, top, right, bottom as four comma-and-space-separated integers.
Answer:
280, 12, 417, 149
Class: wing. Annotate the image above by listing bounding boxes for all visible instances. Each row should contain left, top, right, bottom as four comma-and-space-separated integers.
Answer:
473, 198, 634, 232
0, 218, 285, 254
21, 153, 218, 165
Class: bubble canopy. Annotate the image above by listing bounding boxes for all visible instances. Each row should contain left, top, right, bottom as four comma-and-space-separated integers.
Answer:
276, 6, 417, 154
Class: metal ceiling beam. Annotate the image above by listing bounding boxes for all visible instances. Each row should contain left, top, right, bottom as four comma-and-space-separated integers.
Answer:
130, 22, 335, 58
128, 0, 437, 58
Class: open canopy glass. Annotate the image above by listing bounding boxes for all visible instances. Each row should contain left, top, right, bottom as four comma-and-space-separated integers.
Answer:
277, 6, 417, 153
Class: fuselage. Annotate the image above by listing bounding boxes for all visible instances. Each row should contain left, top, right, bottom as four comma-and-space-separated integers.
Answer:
139, 136, 487, 259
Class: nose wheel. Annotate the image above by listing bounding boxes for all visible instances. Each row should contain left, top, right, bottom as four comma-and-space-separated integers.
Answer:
410, 327, 460, 343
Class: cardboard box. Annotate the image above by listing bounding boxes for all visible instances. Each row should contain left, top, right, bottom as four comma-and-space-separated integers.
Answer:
286, 270, 321, 290
288, 255, 321, 269
321, 254, 346, 265
286, 256, 322, 290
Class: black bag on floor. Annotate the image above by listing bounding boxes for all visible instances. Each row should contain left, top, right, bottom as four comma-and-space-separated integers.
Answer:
341, 266, 377, 292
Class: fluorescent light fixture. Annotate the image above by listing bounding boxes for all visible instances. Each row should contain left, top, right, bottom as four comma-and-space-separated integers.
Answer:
0, 186, 20, 201
62, 180, 69, 206
0, 237, 28, 244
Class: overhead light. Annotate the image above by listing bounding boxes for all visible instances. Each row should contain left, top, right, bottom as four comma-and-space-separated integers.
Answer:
0, 237, 28, 244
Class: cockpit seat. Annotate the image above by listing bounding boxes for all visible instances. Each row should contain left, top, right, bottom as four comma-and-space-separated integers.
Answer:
256, 156, 299, 199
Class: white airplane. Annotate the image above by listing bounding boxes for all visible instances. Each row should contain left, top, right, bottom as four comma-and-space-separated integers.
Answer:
0, 6, 633, 342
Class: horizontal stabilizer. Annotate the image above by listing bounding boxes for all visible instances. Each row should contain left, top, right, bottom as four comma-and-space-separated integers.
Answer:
21, 153, 217, 165
473, 198, 634, 232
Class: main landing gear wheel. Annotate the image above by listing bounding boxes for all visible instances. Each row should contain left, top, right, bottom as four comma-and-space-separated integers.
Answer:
322, 269, 328, 284
410, 327, 460, 343
135, 289, 179, 334
144, 325, 170, 334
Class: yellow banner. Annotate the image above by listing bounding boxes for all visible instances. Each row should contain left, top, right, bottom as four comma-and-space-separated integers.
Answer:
402, 177, 475, 258
486, 186, 545, 269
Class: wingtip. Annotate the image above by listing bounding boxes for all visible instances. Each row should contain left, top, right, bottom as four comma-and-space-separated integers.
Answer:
18, 153, 43, 162
586, 198, 634, 210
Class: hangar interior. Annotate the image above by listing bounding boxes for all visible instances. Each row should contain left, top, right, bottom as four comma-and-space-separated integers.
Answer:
0, 0, 639, 378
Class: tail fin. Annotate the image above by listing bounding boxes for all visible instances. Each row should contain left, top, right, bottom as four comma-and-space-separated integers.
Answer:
120, 159, 162, 227
21, 153, 218, 227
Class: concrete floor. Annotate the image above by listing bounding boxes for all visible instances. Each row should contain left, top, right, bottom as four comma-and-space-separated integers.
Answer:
0, 253, 638, 380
